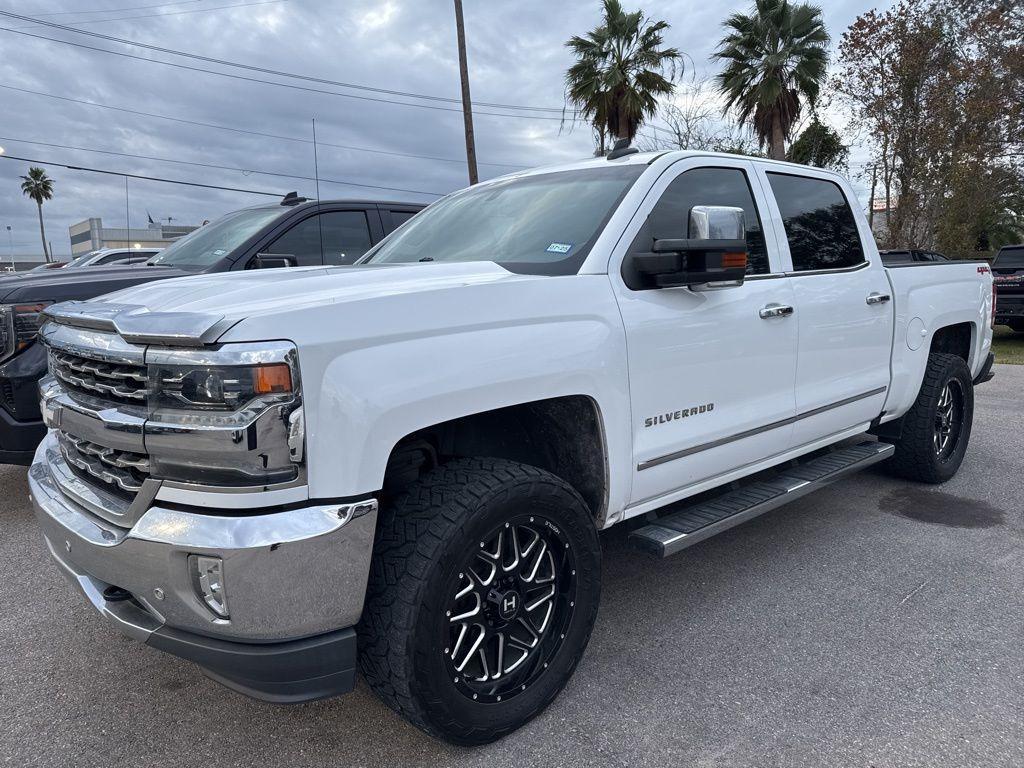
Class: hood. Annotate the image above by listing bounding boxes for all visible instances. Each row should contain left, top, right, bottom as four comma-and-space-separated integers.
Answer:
50, 262, 533, 344
0, 264, 189, 304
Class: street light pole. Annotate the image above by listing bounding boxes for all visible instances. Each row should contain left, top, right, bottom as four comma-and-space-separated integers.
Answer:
5, 225, 14, 272
453, 0, 478, 185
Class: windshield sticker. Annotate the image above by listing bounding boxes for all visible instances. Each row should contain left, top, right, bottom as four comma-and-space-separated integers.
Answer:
546, 242, 573, 254
213, 249, 227, 256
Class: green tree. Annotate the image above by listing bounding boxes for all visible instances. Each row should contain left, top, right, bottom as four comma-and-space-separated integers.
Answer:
565, 0, 682, 151
714, 0, 830, 160
19, 167, 54, 262
786, 117, 848, 170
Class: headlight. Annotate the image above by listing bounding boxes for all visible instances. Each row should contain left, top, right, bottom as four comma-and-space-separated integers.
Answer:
150, 362, 293, 411
0, 302, 51, 361
143, 342, 304, 488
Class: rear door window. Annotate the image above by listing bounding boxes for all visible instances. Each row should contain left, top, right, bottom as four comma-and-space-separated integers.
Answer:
320, 211, 373, 265
767, 173, 865, 271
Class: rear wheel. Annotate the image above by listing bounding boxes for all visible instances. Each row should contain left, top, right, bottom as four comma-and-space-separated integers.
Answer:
358, 458, 601, 745
885, 352, 974, 483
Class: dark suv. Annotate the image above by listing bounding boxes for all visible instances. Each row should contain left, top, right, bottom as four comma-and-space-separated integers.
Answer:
0, 197, 423, 464
993, 244, 1024, 332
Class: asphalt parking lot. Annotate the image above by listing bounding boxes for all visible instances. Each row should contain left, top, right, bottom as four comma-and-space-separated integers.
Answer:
2, 365, 1022, 768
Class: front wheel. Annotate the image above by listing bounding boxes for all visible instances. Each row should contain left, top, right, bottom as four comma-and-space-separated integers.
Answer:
885, 352, 974, 483
358, 458, 601, 745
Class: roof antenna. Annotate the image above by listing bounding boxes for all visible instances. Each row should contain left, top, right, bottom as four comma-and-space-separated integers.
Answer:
312, 118, 324, 264
607, 137, 640, 160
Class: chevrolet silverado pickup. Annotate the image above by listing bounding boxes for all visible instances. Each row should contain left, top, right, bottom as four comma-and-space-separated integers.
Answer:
29, 150, 994, 745
0, 197, 421, 464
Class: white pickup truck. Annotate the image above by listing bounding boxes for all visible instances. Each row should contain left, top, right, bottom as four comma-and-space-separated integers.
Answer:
30, 150, 995, 744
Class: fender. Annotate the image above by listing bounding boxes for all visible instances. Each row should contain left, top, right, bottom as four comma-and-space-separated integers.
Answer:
882, 267, 991, 420
220, 270, 634, 524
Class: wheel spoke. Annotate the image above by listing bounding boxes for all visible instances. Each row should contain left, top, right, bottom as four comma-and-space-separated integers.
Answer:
525, 584, 556, 613
455, 625, 486, 672
524, 540, 548, 583
450, 591, 481, 623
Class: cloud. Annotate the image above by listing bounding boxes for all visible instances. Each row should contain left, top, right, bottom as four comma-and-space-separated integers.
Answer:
0, 0, 887, 258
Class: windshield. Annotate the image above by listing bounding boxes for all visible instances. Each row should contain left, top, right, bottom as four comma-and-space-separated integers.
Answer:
363, 165, 645, 275
147, 207, 284, 269
64, 252, 99, 268
993, 248, 1024, 269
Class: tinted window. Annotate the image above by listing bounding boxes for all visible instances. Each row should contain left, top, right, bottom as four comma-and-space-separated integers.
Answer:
364, 166, 645, 276
767, 173, 865, 271
321, 211, 373, 265
264, 215, 327, 266
993, 247, 1024, 269
628, 167, 769, 275
880, 250, 912, 264
390, 210, 417, 228
97, 252, 130, 264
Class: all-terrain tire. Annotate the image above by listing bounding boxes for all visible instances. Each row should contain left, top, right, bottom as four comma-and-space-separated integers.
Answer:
357, 457, 601, 745
885, 352, 974, 483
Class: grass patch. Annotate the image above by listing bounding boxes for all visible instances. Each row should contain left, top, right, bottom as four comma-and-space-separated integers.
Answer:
993, 326, 1024, 364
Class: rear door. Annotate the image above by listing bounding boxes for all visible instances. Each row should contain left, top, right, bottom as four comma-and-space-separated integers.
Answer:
758, 168, 893, 446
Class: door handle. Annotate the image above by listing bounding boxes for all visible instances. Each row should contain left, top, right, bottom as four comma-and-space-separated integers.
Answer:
866, 292, 891, 305
759, 303, 794, 319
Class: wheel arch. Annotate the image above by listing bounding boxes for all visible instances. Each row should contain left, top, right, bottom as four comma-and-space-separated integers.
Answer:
379, 395, 611, 526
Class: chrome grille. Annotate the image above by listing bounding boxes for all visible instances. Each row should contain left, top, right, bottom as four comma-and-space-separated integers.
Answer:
58, 431, 150, 494
50, 349, 149, 405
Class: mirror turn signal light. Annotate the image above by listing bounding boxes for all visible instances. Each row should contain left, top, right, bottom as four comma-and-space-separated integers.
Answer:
721, 252, 748, 270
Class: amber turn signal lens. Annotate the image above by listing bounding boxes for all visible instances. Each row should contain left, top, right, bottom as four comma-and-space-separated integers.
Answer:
254, 363, 292, 394
721, 252, 747, 269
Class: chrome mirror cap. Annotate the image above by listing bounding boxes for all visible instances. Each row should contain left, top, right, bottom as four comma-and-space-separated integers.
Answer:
689, 205, 746, 241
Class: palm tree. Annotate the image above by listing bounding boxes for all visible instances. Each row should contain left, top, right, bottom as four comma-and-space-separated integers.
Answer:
565, 0, 682, 150
714, 0, 829, 161
20, 167, 54, 262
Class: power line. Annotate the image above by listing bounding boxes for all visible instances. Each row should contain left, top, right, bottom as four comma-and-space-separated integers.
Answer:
26, 1, 205, 16
2, 9, 577, 116
0, 139, 448, 196
0, 152, 283, 196
0, 83, 526, 169
0, 24, 572, 122
9, 0, 290, 28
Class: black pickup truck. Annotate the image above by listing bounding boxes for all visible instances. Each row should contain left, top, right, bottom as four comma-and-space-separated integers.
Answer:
0, 196, 423, 464
993, 244, 1024, 332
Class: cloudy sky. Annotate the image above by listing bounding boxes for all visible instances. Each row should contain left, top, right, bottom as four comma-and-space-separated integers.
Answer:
0, 0, 886, 259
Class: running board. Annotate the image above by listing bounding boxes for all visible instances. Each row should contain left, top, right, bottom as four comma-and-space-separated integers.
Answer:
629, 440, 894, 558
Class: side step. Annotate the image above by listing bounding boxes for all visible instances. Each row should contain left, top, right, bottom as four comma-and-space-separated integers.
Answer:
629, 440, 894, 557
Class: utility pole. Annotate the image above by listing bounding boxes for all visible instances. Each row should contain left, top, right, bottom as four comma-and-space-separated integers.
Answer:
453, 0, 478, 185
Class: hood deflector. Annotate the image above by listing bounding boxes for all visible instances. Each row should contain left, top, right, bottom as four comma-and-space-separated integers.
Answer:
42, 301, 239, 346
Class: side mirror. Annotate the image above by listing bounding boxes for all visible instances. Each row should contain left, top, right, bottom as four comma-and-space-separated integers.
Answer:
253, 253, 297, 269
627, 205, 748, 289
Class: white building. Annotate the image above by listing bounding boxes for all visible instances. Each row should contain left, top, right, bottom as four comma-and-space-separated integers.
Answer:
69, 218, 198, 255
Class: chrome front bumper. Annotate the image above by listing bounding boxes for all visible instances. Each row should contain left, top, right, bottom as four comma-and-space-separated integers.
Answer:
30, 433, 378, 644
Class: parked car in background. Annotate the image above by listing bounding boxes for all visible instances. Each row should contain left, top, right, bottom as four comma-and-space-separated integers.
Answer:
63, 247, 161, 269
879, 248, 949, 265
27, 262, 69, 272
29, 151, 994, 744
0, 196, 423, 464
992, 244, 1024, 332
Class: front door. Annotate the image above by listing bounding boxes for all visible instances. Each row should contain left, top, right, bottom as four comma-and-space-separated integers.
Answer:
611, 159, 799, 508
